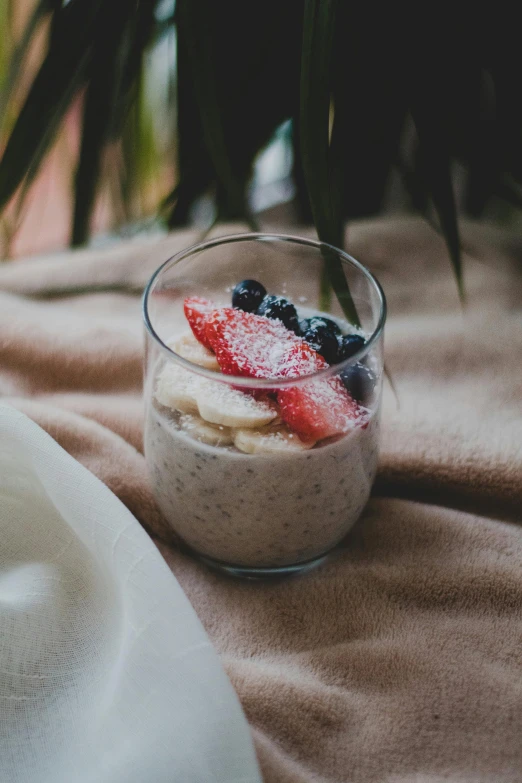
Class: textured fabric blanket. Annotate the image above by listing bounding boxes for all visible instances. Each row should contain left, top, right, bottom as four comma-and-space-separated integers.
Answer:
1, 218, 521, 783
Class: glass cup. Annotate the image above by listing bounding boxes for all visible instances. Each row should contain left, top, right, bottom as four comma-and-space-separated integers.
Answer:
143, 233, 386, 578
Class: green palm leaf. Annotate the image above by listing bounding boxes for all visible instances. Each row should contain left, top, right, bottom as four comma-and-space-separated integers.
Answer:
72, 1, 152, 245
300, 0, 360, 325
0, 0, 106, 213
0, 0, 53, 137
176, 0, 253, 224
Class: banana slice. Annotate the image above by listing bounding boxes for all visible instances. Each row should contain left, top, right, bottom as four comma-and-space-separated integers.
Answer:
179, 413, 233, 446
196, 386, 278, 429
155, 363, 200, 414
156, 361, 277, 430
169, 331, 220, 371
234, 424, 316, 454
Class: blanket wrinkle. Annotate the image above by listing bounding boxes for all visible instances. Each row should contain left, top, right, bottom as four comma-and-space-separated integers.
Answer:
1, 217, 521, 783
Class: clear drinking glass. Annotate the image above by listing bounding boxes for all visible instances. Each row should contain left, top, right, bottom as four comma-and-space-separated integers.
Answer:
143, 233, 386, 578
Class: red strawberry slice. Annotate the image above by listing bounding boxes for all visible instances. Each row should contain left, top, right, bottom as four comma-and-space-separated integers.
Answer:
276, 343, 361, 439
277, 341, 327, 378
184, 296, 214, 348
192, 304, 361, 440
277, 376, 362, 440
205, 307, 299, 378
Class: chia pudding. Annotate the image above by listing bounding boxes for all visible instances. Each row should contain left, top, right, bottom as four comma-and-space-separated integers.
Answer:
144, 394, 379, 567
143, 240, 385, 575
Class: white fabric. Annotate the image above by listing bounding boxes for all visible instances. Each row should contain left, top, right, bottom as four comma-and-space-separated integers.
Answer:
0, 405, 261, 783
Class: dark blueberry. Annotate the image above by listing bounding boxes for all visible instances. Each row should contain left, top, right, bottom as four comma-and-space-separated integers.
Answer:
299, 316, 342, 339
232, 279, 267, 313
338, 333, 366, 361
257, 295, 299, 333
340, 362, 376, 404
301, 323, 340, 364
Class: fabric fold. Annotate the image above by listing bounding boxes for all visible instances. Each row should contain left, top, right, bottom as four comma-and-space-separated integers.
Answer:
1, 217, 521, 783
0, 404, 261, 783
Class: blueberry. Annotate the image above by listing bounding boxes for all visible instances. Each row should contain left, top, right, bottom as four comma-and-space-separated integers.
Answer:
341, 362, 376, 404
257, 295, 300, 333
299, 316, 342, 340
301, 323, 340, 364
232, 279, 267, 313
338, 333, 366, 361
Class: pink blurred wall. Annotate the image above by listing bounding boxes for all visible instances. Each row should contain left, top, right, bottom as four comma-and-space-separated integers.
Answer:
1, 4, 113, 259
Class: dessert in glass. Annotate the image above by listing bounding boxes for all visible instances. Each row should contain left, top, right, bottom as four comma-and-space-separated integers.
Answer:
143, 233, 386, 577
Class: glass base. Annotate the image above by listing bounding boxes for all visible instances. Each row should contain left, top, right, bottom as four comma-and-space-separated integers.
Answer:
192, 551, 331, 580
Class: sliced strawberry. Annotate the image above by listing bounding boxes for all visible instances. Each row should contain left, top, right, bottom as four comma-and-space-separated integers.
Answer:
277, 341, 327, 378
205, 308, 299, 378
200, 305, 361, 440
277, 376, 361, 440
184, 296, 214, 348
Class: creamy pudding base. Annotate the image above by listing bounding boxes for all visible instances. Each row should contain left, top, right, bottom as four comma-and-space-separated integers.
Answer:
145, 398, 380, 568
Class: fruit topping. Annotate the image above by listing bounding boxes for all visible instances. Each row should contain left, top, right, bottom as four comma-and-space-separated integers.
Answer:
178, 294, 365, 445
156, 361, 278, 428
277, 376, 361, 441
299, 320, 340, 364
299, 315, 342, 339
169, 331, 220, 371
184, 296, 215, 348
257, 295, 300, 333
340, 361, 376, 405
338, 333, 366, 361
205, 307, 299, 378
234, 423, 316, 454
232, 279, 267, 313
196, 383, 278, 428
155, 362, 201, 415
179, 414, 234, 446
277, 341, 327, 378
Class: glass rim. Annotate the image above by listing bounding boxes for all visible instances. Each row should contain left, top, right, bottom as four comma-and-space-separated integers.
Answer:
142, 232, 387, 389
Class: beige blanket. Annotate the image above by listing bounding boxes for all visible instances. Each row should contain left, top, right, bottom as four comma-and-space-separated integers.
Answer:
1, 218, 521, 783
